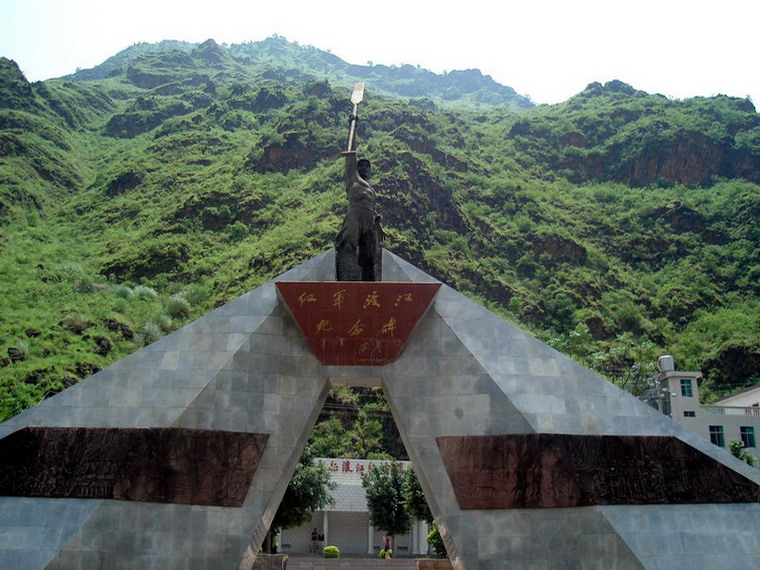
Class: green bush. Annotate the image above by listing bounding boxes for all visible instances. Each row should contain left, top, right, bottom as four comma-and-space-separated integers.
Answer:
226, 220, 249, 241
58, 262, 84, 280
165, 296, 191, 319
379, 548, 393, 559
155, 313, 174, 333
184, 285, 209, 306
60, 314, 91, 334
113, 298, 128, 313
136, 322, 163, 346
427, 522, 447, 557
132, 285, 158, 301
9, 340, 31, 361
730, 440, 758, 467
323, 545, 340, 558
111, 284, 133, 299
72, 277, 96, 293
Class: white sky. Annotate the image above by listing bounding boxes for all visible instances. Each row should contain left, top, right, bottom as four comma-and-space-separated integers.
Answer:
1, 0, 758, 106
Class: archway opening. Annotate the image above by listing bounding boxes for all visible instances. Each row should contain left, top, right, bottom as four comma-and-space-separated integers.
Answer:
273, 384, 437, 560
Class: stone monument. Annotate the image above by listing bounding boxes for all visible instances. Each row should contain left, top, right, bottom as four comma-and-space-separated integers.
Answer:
1, 85, 759, 569
1, 250, 760, 568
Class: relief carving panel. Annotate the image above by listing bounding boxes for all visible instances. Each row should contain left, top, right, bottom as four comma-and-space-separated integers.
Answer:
0, 427, 268, 506
437, 434, 760, 509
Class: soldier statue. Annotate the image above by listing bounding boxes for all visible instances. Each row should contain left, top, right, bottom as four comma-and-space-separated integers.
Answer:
335, 85, 383, 280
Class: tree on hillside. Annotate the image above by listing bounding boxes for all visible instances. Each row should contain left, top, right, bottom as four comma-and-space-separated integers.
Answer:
265, 446, 336, 553
588, 332, 660, 397
360, 462, 411, 551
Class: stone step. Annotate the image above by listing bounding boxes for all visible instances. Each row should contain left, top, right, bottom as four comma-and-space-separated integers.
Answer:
285, 556, 434, 569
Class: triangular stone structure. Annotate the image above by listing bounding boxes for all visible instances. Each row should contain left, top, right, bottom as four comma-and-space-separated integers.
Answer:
1, 250, 759, 569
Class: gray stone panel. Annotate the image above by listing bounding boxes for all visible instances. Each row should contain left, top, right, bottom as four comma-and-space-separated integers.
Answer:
0, 497, 101, 570
473, 508, 644, 569
600, 504, 760, 569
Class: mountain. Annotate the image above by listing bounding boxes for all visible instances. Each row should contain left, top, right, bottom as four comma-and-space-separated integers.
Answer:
62, 36, 535, 112
0, 38, 758, 427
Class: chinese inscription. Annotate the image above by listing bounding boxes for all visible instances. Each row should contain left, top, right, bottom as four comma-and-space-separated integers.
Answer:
333, 289, 347, 309
347, 320, 365, 336
317, 458, 408, 475
276, 282, 441, 366
363, 291, 381, 309
298, 293, 317, 307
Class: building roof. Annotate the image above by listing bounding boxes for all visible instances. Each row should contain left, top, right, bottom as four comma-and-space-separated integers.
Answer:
714, 384, 760, 406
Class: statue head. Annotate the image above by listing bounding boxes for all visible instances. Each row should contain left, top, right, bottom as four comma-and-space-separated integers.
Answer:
357, 158, 371, 180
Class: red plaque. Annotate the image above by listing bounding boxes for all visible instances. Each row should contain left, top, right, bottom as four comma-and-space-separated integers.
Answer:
276, 281, 440, 366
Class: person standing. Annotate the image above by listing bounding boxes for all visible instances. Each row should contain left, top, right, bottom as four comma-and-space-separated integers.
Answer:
310, 528, 318, 553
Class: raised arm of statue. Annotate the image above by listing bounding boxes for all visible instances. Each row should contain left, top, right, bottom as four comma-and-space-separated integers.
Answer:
342, 112, 359, 189
342, 149, 358, 191
346, 113, 358, 152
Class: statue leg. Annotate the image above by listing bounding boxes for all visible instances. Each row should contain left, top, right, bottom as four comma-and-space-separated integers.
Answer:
335, 224, 361, 281
337, 246, 361, 280
358, 229, 378, 282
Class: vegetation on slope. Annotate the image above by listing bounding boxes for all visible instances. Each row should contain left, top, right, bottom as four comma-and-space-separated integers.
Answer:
1, 39, 758, 446
63, 36, 535, 112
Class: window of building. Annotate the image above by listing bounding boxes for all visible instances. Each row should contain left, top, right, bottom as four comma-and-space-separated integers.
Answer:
709, 425, 725, 447
740, 426, 756, 448
683, 411, 696, 417
680, 379, 693, 397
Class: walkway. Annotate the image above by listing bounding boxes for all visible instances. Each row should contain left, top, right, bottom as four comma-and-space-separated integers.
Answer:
286, 555, 449, 569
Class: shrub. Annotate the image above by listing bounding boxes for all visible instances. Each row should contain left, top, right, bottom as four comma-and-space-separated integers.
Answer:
111, 284, 133, 299
155, 314, 174, 333
59, 262, 84, 280
72, 277, 95, 293
136, 322, 163, 346
113, 298, 128, 313
730, 440, 758, 467
184, 285, 209, 306
17, 340, 32, 359
226, 220, 248, 241
8, 340, 31, 361
427, 522, 447, 557
101, 236, 190, 280
132, 285, 158, 301
379, 549, 393, 559
323, 545, 339, 558
165, 296, 191, 319
60, 314, 92, 334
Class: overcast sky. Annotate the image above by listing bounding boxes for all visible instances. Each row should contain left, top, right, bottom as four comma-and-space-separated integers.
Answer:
1, 0, 758, 106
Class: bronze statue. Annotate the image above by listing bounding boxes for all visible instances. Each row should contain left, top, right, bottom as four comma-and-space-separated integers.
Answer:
335, 84, 383, 281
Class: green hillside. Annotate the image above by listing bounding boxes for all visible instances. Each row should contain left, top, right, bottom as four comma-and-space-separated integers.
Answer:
1, 38, 758, 436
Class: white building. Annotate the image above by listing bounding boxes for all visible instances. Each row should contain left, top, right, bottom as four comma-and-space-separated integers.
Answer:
279, 458, 429, 556
653, 355, 760, 461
